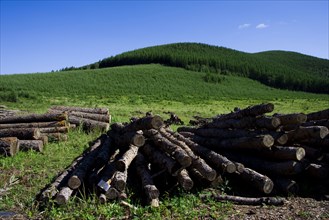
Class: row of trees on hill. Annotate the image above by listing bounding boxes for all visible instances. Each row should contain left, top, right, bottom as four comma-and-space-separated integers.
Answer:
73, 43, 329, 94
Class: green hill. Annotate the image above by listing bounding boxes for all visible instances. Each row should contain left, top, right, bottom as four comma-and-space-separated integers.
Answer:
77, 43, 329, 94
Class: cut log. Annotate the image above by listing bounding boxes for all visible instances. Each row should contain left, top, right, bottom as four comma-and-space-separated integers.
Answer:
110, 123, 126, 132
67, 135, 109, 189
108, 130, 145, 147
111, 171, 128, 192
122, 115, 164, 133
188, 168, 223, 188
43, 133, 68, 142
200, 194, 284, 206
287, 126, 329, 142
0, 128, 41, 140
169, 130, 236, 173
301, 145, 323, 161
99, 194, 107, 204
273, 178, 299, 195
105, 187, 119, 200
221, 152, 304, 176
207, 117, 255, 129
215, 103, 274, 121
115, 144, 139, 172
253, 146, 306, 161
234, 162, 245, 173
188, 134, 274, 151
17, 140, 44, 152
0, 120, 67, 129
144, 129, 191, 167
159, 128, 216, 181
305, 163, 329, 179
299, 137, 329, 149
55, 186, 74, 205
177, 169, 194, 191
307, 108, 329, 121
50, 106, 109, 115
69, 116, 109, 132
236, 167, 274, 194
0, 113, 67, 124
270, 132, 288, 145
49, 109, 110, 123
273, 113, 307, 125
0, 137, 18, 156
141, 144, 182, 176
38, 126, 69, 133
135, 153, 160, 207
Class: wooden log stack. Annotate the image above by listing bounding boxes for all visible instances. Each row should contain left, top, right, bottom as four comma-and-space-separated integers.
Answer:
0, 112, 70, 156
178, 103, 329, 196
48, 106, 111, 132
36, 104, 329, 208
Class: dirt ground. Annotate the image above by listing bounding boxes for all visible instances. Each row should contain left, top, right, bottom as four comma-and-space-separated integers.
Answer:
227, 197, 329, 220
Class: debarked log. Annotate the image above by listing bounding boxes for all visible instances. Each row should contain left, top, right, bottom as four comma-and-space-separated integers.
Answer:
215, 103, 274, 121
169, 130, 236, 173
200, 194, 285, 206
17, 140, 44, 152
144, 129, 191, 167
141, 144, 182, 176
50, 106, 109, 115
159, 128, 216, 181
236, 167, 274, 194
0, 128, 41, 140
0, 113, 68, 124
0, 120, 67, 130
122, 115, 164, 133
69, 116, 109, 132
0, 137, 18, 156
307, 108, 329, 121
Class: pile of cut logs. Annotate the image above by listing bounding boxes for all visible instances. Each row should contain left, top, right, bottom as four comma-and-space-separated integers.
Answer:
36, 104, 329, 208
0, 113, 68, 156
48, 106, 111, 132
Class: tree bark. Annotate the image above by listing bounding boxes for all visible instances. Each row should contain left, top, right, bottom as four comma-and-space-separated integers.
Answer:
273, 113, 307, 125
144, 129, 191, 167
171, 130, 236, 173
177, 169, 194, 191
287, 126, 329, 142
17, 140, 44, 152
116, 144, 139, 172
69, 116, 109, 132
299, 137, 329, 149
108, 130, 145, 147
49, 109, 110, 123
38, 126, 69, 133
307, 108, 329, 121
300, 145, 323, 160
112, 170, 128, 192
0, 128, 41, 140
273, 178, 299, 195
50, 106, 109, 115
0, 113, 67, 124
189, 134, 274, 151
159, 128, 216, 181
43, 133, 68, 142
110, 123, 126, 132
215, 103, 274, 121
0, 137, 18, 156
188, 168, 223, 188
253, 146, 306, 161
0, 120, 67, 130
121, 115, 164, 133
141, 144, 182, 176
305, 163, 329, 179
236, 167, 274, 194
200, 194, 284, 206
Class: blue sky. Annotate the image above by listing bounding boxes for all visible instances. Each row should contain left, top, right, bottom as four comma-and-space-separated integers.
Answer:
0, 0, 328, 74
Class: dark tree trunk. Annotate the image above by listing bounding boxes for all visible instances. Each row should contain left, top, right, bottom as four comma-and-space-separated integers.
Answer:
177, 169, 194, 191
252, 146, 306, 161
0, 128, 41, 140
307, 108, 329, 121
0, 113, 67, 124
0, 120, 67, 129
273, 113, 307, 125
108, 130, 145, 147
122, 115, 164, 133
39, 126, 69, 133
287, 126, 329, 142
273, 178, 299, 195
50, 106, 109, 115
68, 116, 109, 132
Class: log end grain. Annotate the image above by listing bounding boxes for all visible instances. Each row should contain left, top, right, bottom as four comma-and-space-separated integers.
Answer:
151, 115, 164, 130
262, 135, 274, 148
225, 162, 237, 174
68, 175, 82, 190
55, 187, 73, 205
132, 133, 146, 147
263, 178, 274, 194
296, 147, 306, 161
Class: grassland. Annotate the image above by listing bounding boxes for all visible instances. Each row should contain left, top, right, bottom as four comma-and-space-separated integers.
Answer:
1, 64, 329, 219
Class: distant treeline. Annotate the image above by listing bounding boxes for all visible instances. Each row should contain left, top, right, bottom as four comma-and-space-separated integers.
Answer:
68, 43, 329, 94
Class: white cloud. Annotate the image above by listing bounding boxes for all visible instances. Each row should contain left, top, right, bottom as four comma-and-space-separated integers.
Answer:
238, 23, 251, 29
256, 23, 269, 29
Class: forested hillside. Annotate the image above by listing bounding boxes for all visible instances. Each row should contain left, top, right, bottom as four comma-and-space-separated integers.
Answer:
77, 43, 329, 94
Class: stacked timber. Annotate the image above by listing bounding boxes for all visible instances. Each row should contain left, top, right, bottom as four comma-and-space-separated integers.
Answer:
0, 112, 69, 156
48, 106, 110, 132
178, 104, 329, 196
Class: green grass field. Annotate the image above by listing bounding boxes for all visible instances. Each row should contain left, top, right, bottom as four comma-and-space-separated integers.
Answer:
1, 64, 329, 219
